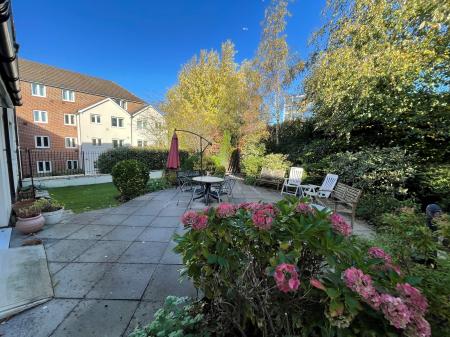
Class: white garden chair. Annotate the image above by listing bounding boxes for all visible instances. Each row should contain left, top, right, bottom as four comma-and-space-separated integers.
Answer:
301, 173, 338, 201
281, 167, 304, 197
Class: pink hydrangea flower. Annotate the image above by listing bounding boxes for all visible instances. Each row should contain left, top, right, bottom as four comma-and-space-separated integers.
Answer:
216, 203, 236, 218
396, 283, 428, 316
181, 211, 208, 230
310, 278, 326, 291
330, 213, 352, 237
295, 202, 315, 215
405, 316, 431, 337
274, 263, 300, 293
379, 294, 412, 329
343, 267, 380, 309
368, 247, 392, 263
252, 209, 274, 230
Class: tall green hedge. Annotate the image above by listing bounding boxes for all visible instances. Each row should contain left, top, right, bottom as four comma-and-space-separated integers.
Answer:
97, 147, 189, 174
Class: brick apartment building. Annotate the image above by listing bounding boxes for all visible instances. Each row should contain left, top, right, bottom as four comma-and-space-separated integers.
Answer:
16, 59, 164, 177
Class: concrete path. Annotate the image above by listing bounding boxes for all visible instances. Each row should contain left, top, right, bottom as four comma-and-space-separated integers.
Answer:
0, 180, 373, 337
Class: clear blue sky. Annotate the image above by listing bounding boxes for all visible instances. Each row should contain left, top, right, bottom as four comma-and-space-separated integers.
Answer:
13, 0, 326, 103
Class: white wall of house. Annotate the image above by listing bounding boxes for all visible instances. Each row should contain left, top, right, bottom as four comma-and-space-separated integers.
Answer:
131, 106, 166, 147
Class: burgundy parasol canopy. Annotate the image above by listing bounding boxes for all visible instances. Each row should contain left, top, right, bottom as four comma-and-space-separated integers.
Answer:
166, 132, 180, 169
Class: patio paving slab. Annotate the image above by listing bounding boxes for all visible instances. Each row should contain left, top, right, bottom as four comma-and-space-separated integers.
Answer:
134, 205, 165, 216
45, 239, 96, 262
90, 214, 129, 226
35, 223, 83, 240
86, 263, 156, 300
160, 240, 182, 265
118, 242, 167, 264
123, 301, 162, 336
0, 299, 80, 337
66, 224, 113, 240
138, 227, 176, 242
150, 216, 180, 228
52, 262, 111, 298
120, 215, 155, 227
47, 262, 68, 276
108, 206, 141, 215
143, 264, 197, 302
158, 206, 187, 217
50, 299, 138, 337
75, 241, 132, 263
100, 226, 146, 241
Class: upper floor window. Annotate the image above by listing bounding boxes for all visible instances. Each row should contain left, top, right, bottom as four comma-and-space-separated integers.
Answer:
111, 116, 124, 128
155, 121, 162, 128
35, 136, 50, 148
92, 138, 102, 146
65, 137, 77, 148
31, 83, 46, 97
137, 120, 147, 130
64, 114, 76, 125
62, 89, 75, 102
33, 110, 48, 123
90, 114, 101, 124
118, 100, 128, 110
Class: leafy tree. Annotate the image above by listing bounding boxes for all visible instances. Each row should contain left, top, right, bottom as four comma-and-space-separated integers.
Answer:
256, 0, 304, 145
305, 0, 450, 162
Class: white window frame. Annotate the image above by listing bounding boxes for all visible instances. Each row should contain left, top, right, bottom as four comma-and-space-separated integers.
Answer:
111, 116, 124, 128
64, 114, 76, 125
90, 114, 101, 124
118, 100, 127, 110
112, 139, 125, 148
36, 161, 52, 173
64, 137, 77, 148
33, 110, 48, 124
66, 160, 79, 170
35, 136, 50, 148
31, 83, 46, 97
92, 138, 102, 146
62, 89, 75, 102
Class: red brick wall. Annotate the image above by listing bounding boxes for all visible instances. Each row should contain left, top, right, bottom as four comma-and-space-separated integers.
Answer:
16, 81, 146, 149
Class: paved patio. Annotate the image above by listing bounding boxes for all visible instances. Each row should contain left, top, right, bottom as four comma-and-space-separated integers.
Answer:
0, 180, 373, 337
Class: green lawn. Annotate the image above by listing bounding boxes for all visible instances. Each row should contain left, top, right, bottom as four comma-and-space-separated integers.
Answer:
48, 183, 120, 213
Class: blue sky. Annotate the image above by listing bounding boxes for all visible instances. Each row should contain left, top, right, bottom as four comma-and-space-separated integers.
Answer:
13, 0, 326, 103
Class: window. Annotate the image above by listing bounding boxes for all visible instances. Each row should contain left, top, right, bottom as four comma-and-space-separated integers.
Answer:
37, 161, 52, 173
31, 83, 46, 97
65, 137, 77, 148
62, 89, 75, 102
137, 120, 143, 129
112, 139, 124, 148
92, 138, 102, 146
64, 114, 76, 125
137, 140, 143, 147
111, 116, 124, 128
119, 100, 128, 110
93, 160, 98, 169
67, 160, 78, 170
90, 114, 101, 124
35, 136, 50, 148
144, 140, 148, 147
33, 110, 48, 123
155, 122, 162, 128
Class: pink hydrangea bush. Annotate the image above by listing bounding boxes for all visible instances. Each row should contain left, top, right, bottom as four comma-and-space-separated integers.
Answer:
181, 210, 208, 230
274, 263, 300, 293
216, 203, 236, 218
330, 213, 352, 237
175, 198, 430, 336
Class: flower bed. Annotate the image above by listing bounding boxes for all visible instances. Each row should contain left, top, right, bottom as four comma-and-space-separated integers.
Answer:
171, 198, 431, 336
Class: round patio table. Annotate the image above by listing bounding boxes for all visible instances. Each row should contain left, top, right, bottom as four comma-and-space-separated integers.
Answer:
192, 176, 224, 205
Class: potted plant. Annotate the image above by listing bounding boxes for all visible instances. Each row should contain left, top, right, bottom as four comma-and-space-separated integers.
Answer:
15, 204, 45, 234
34, 198, 64, 225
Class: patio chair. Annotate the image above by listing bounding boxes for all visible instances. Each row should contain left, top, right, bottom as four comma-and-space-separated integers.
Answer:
210, 176, 236, 202
281, 167, 304, 197
301, 173, 338, 201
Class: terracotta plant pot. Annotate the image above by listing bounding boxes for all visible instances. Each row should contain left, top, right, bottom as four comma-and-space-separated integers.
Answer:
42, 208, 64, 225
16, 214, 45, 234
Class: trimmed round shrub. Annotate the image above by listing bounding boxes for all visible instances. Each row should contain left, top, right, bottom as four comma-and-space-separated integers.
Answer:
112, 160, 149, 200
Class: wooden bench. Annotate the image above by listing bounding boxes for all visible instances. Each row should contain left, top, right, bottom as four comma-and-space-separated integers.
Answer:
255, 167, 285, 190
317, 182, 362, 226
